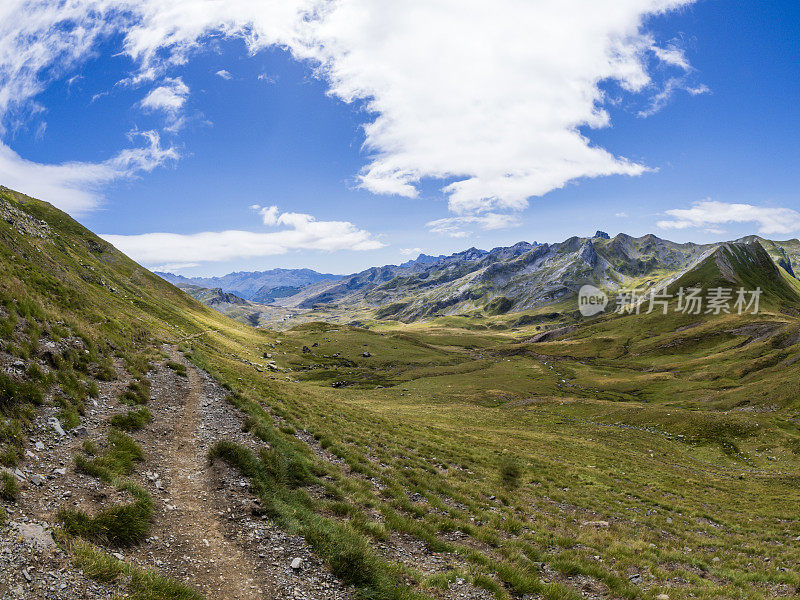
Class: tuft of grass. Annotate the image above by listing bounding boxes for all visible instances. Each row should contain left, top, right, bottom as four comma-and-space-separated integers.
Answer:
120, 379, 150, 405
497, 455, 521, 490
0, 471, 19, 501
110, 407, 153, 432
59, 481, 153, 546
76, 430, 143, 481
0, 373, 43, 409
165, 361, 188, 377
70, 538, 203, 599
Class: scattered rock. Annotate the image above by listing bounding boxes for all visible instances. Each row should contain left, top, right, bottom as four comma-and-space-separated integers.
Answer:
290, 557, 303, 570
48, 417, 65, 437
14, 522, 55, 551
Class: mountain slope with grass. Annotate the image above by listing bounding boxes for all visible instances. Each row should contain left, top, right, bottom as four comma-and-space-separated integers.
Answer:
3, 186, 800, 600
173, 282, 283, 327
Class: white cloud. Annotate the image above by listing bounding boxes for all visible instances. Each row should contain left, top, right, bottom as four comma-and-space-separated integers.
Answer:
426, 213, 522, 238
139, 77, 189, 131
0, 0, 701, 218
102, 205, 385, 265
657, 200, 800, 236
400, 247, 424, 256
638, 76, 709, 118
140, 77, 189, 113
0, 131, 177, 213
215, 69, 232, 80
298, 0, 700, 215
256, 205, 280, 226
154, 262, 199, 272
651, 44, 691, 70
615, 211, 629, 218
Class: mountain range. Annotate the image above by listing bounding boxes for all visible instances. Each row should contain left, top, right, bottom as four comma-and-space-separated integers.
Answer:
170, 230, 800, 326
156, 268, 343, 302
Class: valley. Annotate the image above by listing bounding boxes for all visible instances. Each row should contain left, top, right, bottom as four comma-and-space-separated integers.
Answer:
1, 187, 800, 600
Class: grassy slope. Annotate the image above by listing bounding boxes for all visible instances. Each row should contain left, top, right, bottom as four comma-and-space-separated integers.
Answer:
3, 188, 800, 599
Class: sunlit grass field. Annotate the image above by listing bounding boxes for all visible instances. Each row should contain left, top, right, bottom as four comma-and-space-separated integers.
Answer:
187, 309, 800, 600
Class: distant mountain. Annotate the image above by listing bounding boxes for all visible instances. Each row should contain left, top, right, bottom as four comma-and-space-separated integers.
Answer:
175, 284, 249, 307
250, 285, 303, 304
155, 268, 343, 300
173, 282, 288, 327
154, 231, 800, 328
268, 234, 800, 323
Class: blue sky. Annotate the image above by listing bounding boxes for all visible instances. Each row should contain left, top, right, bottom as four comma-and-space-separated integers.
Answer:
1, 0, 799, 275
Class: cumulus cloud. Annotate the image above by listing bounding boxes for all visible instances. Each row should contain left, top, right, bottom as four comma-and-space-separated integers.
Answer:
140, 77, 189, 113
0, 0, 700, 218
426, 213, 521, 238
215, 69, 233, 80
102, 205, 384, 265
0, 131, 177, 213
299, 0, 701, 215
139, 77, 190, 131
657, 200, 800, 236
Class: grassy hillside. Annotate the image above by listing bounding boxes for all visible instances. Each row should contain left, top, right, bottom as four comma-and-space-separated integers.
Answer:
3, 187, 800, 600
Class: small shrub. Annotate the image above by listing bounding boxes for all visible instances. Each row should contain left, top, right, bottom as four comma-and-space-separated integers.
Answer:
0, 471, 19, 501
498, 455, 522, 490
58, 404, 81, 430
25, 363, 45, 382
0, 447, 19, 467
120, 379, 150, 405
0, 374, 43, 410
95, 363, 117, 382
